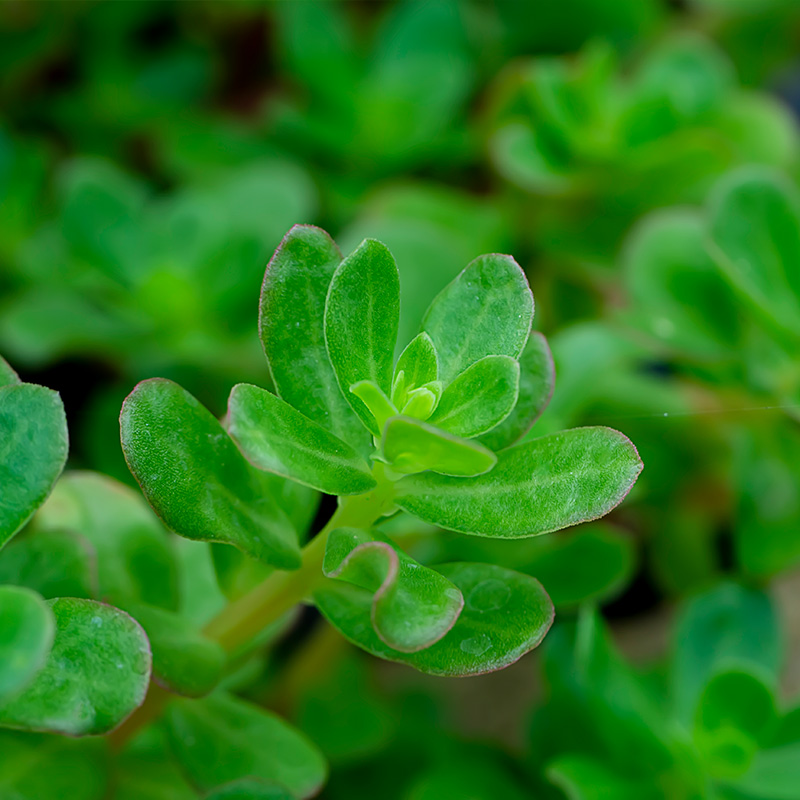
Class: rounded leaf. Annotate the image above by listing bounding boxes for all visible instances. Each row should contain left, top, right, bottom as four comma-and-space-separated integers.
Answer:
0, 383, 68, 549
316, 562, 554, 676
120, 379, 301, 570
165, 692, 327, 798
0, 598, 151, 735
0, 587, 54, 699
422, 253, 534, 383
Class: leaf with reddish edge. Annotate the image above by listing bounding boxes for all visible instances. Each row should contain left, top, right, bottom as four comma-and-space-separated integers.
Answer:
322, 527, 463, 653
120, 379, 301, 570
395, 427, 642, 538
315, 562, 554, 677
258, 225, 369, 456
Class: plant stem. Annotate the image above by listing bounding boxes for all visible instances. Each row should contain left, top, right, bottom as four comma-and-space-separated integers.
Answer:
109, 465, 396, 749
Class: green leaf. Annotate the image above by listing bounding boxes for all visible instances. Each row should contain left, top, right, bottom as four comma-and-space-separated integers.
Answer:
114, 728, 196, 800
382, 416, 497, 477
348, 381, 398, 433
393, 332, 439, 408
476, 332, 554, 451
429, 355, 519, 438
0, 587, 54, 700
541, 609, 675, 775
165, 692, 327, 798
671, 583, 782, 727
396, 427, 642, 537
126, 603, 225, 699
0, 355, 20, 387
708, 167, 800, 340
408, 752, 530, 800
695, 669, 776, 779
546, 755, 653, 800
316, 562, 553, 676
422, 253, 534, 383
33, 472, 178, 610
120, 379, 301, 570
623, 208, 742, 357
259, 225, 368, 454
0, 598, 151, 735
324, 238, 400, 434
0, 383, 68, 549
0, 529, 97, 600
205, 779, 295, 800
732, 744, 800, 799
322, 527, 463, 652
0, 730, 109, 800
227, 383, 376, 496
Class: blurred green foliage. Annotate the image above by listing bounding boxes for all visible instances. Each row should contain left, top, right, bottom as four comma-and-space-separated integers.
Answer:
3, 0, 800, 797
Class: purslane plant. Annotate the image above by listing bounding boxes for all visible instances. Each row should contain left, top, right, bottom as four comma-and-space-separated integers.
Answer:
0, 227, 642, 796
120, 224, 642, 675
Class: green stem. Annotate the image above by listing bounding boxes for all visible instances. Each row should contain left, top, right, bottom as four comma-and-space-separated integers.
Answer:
110, 465, 396, 749
203, 467, 396, 651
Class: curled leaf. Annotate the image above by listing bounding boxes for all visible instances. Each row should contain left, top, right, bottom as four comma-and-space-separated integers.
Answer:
322, 527, 463, 653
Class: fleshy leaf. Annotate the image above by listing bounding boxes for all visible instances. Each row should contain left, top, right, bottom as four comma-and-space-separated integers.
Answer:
671, 583, 782, 727
393, 332, 439, 408
0, 355, 20, 387
0, 598, 151, 735
165, 692, 327, 798
258, 225, 368, 454
546, 755, 650, 800
120, 379, 301, 570
623, 208, 742, 357
0, 383, 68, 549
324, 238, 400, 434
476, 332, 554, 451
396, 427, 642, 536
0, 730, 109, 800
315, 562, 553, 676
382, 416, 497, 477
708, 167, 800, 340
227, 383, 376, 496
0, 529, 97, 600
33, 472, 177, 609
205, 779, 296, 800
429, 355, 519, 438
349, 381, 398, 433
401, 383, 441, 420
114, 728, 195, 800
694, 668, 776, 779
422, 253, 534, 383
0, 587, 54, 700
322, 527, 463, 653
126, 603, 225, 699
